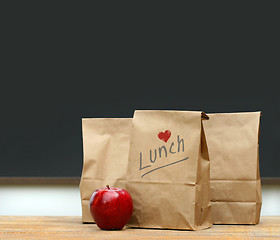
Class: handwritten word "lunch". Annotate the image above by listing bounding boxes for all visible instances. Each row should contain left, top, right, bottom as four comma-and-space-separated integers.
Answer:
139, 135, 189, 178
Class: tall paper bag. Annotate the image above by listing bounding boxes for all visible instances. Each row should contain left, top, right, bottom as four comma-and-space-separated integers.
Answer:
126, 110, 212, 230
79, 118, 132, 222
203, 112, 262, 224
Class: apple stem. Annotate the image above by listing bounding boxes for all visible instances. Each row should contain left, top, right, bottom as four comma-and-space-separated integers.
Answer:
106, 185, 110, 190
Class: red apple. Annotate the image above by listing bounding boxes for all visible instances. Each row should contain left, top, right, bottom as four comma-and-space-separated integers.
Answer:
89, 185, 133, 230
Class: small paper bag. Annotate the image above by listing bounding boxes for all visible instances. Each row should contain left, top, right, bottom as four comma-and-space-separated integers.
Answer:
126, 110, 212, 230
203, 112, 262, 224
79, 118, 132, 222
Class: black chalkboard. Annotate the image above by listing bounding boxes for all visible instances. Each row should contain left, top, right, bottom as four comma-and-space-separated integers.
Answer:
1, 3, 279, 179
0, 84, 278, 179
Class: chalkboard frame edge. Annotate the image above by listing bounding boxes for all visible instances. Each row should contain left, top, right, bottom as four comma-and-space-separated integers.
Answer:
0, 177, 80, 185
0, 177, 279, 185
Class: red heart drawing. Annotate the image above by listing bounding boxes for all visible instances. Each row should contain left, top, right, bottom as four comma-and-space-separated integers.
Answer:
158, 130, 171, 143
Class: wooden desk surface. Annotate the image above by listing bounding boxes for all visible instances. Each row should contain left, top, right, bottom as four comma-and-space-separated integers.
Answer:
0, 216, 279, 239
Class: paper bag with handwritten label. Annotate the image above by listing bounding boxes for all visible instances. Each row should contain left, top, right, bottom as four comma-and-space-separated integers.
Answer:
126, 110, 212, 230
79, 118, 132, 222
203, 112, 262, 224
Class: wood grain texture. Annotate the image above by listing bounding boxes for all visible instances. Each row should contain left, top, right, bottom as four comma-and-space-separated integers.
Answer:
0, 216, 279, 239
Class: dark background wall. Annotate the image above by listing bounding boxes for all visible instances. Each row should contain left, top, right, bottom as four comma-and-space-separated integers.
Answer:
1, 2, 279, 178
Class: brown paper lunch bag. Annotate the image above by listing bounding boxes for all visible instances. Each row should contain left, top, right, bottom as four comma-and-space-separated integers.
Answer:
126, 110, 212, 230
203, 112, 262, 224
79, 118, 132, 222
